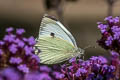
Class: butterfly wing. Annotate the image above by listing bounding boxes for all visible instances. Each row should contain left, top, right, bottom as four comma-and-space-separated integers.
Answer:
35, 36, 77, 64
38, 14, 78, 48
35, 14, 84, 64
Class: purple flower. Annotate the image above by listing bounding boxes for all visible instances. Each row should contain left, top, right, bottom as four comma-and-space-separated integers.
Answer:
109, 65, 115, 72
98, 24, 108, 33
113, 16, 119, 23
24, 46, 33, 55
87, 73, 95, 79
105, 36, 113, 46
61, 64, 66, 69
28, 36, 36, 46
111, 26, 120, 33
114, 32, 120, 40
90, 56, 98, 61
40, 66, 51, 72
104, 16, 114, 23
82, 60, 91, 67
17, 64, 29, 73
4, 34, 15, 42
111, 26, 120, 39
78, 59, 83, 63
9, 57, 22, 64
68, 66, 73, 70
110, 51, 119, 56
69, 57, 76, 63
53, 72, 62, 79
102, 64, 108, 72
75, 68, 87, 77
110, 51, 119, 59
97, 16, 120, 54
1, 67, 21, 80
16, 28, 25, 35
31, 54, 40, 63
0, 49, 3, 55
104, 16, 112, 21
18, 41, 25, 48
98, 56, 108, 64
23, 37, 28, 42
59, 74, 65, 79
0, 27, 48, 79
92, 64, 101, 71
9, 44, 18, 54
24, 71, 41, 80
58, 74, 65, 79
75, 70, 81, 77
14, 39, 25, 48
0, 41, 4, 45
6, 27, 14, 33
39, 73, 52, 80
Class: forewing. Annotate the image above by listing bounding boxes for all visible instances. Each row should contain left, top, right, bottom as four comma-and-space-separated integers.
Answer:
38, 14, 77, 48
35, 36, 76, 64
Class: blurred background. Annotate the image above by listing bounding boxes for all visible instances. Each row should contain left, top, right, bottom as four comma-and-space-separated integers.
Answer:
0, 0, 120, 59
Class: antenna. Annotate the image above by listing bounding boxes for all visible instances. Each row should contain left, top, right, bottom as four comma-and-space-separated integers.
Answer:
83, 45, 96, 50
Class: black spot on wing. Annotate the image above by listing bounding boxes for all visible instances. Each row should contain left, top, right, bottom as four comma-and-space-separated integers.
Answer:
50, 32, 55, 37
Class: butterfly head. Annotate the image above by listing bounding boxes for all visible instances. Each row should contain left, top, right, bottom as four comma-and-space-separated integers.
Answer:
74, 48, 84, 58
78, 48, 84, 54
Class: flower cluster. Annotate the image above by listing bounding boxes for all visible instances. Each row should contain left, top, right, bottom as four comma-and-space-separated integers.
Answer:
58, 51, 120, 80
97, 16, 120, 53
0, 27, 62, 80
0, 65, 61, 80
0, 27, 40, 73
57, 16, 120, 80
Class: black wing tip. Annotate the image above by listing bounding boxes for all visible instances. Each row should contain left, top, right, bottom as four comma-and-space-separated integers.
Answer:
43, 14, 58, 21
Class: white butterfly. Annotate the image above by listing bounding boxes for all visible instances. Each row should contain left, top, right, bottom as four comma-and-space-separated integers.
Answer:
35, 14, 84, 64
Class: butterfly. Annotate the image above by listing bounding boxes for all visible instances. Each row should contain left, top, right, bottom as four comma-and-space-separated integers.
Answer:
35, 14, 84, 64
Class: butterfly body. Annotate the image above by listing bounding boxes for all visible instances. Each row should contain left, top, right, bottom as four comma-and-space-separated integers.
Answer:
35, 14, 84, 64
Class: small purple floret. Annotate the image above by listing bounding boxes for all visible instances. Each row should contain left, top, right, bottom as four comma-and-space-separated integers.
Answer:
17, 64, 29, 73
104, 16, 114, 23
39, 73, 52, 80
113, 16, 119, 23
97, 24, 108, 33
40, 66, 51, 72
14, 39, 25, 48
2, 67, 21, 80
105, 36, 113, 46
53, 72, 62, 79
6, 27, 14, 33
4, 34, 16, 42
58, 74, 65, 79
69, 57, 76, 63
0, 41, 5, 45
9, 57, 22, 64
24, 46, 33, 55
75, 68, 87, 77
9, 44, 18, 54
28, 36, 36, 46
31, 54, 40, 63
16, 29, 25, 35
24, 72, 41, 80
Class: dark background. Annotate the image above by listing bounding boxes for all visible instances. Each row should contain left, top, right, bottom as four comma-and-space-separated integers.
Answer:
0, 0, 120, 59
